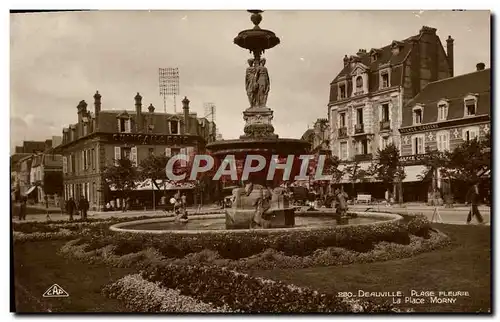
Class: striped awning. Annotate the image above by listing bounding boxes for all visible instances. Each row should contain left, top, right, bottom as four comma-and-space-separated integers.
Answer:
403, 165, 428, 183
109, 179, 195, 191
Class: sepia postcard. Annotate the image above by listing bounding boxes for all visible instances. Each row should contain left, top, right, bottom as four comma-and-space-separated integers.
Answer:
10, 9, 491, 314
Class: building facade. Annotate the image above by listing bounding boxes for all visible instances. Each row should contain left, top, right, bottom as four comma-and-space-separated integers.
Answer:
301, 118, 331, 154
11, 138, 61, 201
399, 64, 491, 202
29, 151, 63, 203
55, 91, 217, 211
327, 26, 454, 198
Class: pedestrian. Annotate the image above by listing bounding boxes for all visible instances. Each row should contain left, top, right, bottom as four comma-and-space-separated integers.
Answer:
66, 197, 76, 221
78, 195, 89, 220
181, 193, 187, 209
465, 182, 485, 224
19, 197, 27, 220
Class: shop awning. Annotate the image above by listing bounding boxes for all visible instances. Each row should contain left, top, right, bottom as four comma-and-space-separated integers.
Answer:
24, 186, 37, 195
337, 163, 374, 184
478, 169, 490, 178
109, 179, 195, 191
403, 165, 427, 183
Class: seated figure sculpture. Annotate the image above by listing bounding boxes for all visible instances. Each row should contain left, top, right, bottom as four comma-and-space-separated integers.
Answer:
225, 183, 295, 229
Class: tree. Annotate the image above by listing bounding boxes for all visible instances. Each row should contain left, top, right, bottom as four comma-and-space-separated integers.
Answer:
102, 158, 138, 199
370, 143, 405, 203
440, 133, 491, 184
138, 154, 170, 190
344, 160, 370, 197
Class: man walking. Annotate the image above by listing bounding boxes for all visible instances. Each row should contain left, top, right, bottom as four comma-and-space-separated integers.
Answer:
465, 182, 485, 224
66, 197, 76, 221
78, 195, 89, 220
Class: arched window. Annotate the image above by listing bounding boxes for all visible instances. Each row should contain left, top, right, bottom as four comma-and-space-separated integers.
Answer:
355, 76, 363, 91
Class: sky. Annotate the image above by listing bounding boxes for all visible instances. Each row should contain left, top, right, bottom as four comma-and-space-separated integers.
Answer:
10, 10, 491, 152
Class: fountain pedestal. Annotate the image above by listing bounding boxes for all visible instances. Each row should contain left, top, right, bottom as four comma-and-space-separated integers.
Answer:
206, 10, 311, 229
241, 107, 278, 139
225, 185, 295, 229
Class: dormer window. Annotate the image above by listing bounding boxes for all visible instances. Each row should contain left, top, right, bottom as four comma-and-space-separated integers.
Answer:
464, 95, 478, 117
117, 112, 132, 133
119, 118, 131, 133
413, 106, 423, 125
391, 41, 403, 56
437, 100, 449, 121
338, 83, 347, 99
169, 120, 179, 134
371, 55, 377, 63
379, 67, 391, 89
355, 76, 363, 93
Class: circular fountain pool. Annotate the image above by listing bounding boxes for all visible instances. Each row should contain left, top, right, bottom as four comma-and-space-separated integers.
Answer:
109, 211, 403, 234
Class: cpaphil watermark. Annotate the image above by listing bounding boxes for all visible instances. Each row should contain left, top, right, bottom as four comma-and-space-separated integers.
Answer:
165, 154, 332, 181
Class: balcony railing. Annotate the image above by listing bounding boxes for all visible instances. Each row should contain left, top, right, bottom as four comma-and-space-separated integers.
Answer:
354, 153, 373, 162
338, 127, 347, 138
354, 123, 364, 134
380, 120, 391, 131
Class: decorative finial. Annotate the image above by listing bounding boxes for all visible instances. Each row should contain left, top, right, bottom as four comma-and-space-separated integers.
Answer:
148, 103, 155, 113
248, 10, 264, 28
94, 90, 101, 99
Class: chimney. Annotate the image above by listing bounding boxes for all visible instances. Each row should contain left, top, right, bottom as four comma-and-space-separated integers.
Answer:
343, 55, 349, 66
182, 96, 190, 134
77, 100, 87, 124
420, 26, 437, 35
93, 91, 101, 130
356, 49, 367, 56
446, 36, 454, 77
135, 92, 143, 132
476, 62, 485, 71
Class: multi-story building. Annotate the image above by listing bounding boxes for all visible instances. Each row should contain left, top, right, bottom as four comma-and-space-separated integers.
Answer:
11, 139, 60, 201
55, 91, 217, 210
399, 64, 491, 202
29, 150, 63, 203
301, 118, 331, 154
328, 26, 454, 198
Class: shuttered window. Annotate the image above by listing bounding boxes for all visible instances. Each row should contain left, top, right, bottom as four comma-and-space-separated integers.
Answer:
114, 147, 121, 165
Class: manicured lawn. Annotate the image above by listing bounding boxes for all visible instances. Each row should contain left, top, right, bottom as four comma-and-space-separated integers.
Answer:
13, 240, 135, 313
12, 223, 491, 313
251, 224, 491, 312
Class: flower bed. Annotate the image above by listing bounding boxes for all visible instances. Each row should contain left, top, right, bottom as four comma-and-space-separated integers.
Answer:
140, 263, 393, 312
102, 274, 234, 312
60, 228, 450, 271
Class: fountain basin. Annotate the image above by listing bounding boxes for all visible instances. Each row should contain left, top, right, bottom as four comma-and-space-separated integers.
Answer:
109, 211, 403, 234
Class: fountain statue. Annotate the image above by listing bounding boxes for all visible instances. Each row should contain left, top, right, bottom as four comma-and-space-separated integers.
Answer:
206, 10, 310, 229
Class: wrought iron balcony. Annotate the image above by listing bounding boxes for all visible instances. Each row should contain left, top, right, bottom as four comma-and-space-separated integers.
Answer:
380, 120, 391, 131
354, 153, 373, 162
338, 127, 348, 138
354, 123, 364, 134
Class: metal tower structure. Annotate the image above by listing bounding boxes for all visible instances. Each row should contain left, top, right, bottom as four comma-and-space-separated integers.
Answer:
159, 68, 180, 113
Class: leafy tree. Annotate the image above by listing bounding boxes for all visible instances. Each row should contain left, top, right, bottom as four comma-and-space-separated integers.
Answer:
102, 158, 138, 198
138, 154, 170, 190
370, 143, 405, 203
440, 133, 491, 184
344, 160, 370, 196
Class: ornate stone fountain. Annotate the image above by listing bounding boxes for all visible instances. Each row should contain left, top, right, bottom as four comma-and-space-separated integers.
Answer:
206, 10, 310, 229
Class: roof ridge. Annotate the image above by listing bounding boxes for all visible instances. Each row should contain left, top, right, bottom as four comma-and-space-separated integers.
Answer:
425, 68, 490, 86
